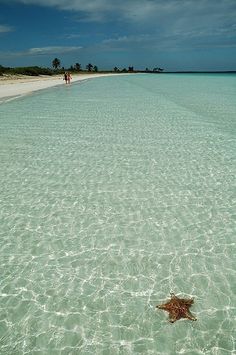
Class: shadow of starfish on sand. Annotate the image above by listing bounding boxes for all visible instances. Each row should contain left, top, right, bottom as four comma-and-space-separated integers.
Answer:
156, 293, 197, 323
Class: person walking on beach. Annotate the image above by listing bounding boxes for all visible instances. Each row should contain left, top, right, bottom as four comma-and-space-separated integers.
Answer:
67, 72, 72, 84
63, 72, 68, 84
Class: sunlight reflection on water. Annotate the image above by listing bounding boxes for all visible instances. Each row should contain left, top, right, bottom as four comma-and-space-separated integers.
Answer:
0, 74, 235, 354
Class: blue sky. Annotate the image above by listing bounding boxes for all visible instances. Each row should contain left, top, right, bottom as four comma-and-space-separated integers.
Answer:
0, 0, 236, 71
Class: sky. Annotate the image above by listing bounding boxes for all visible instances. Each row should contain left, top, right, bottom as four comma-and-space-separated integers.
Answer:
0, 0, 236, 71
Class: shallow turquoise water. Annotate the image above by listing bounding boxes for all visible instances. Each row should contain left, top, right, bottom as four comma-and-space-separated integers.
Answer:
0, 74, 235, 354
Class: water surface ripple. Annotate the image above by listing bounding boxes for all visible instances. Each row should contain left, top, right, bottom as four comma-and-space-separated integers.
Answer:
0, 74, 236, 354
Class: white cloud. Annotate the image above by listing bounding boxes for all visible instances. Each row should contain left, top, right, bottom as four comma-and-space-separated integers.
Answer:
0, 46, 82, 58
28, 46, 82, 55
1, 0, 236, 50
2, 0, 235, 39
101, 27, 236, 52
64, 33, 83, 39
0, 24, 14, 33
102, 34, 154, 46
2, 0, 235, 19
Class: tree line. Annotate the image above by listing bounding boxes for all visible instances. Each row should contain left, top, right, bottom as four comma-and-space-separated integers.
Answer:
52, 58, 98, 72
52, 58, 164, 74
0, 59, 164, 77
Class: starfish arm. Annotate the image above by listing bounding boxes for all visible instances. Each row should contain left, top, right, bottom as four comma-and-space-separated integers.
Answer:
168, 309, 180, 323
156, 303, 168, 311
181, 298, 194, 305
169, 317, 177, 323
157, 304, 168, 310
185, 310, 197, 321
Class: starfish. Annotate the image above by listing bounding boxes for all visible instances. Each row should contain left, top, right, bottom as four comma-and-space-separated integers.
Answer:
156, 293, 197, 323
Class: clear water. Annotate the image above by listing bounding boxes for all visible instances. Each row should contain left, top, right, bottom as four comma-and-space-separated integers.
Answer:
0, 74, 235, 354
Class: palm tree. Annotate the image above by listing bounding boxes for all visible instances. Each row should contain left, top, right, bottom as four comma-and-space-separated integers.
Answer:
153, 67, 164, 72
86, 63, 93, 72
93, 65, 98, 72
113, 67, 119, 72
52, 58, 61, 70
75, 63, 81, 71
0, 65, 5, 75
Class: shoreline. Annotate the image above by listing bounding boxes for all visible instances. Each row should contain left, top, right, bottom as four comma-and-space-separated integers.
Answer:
0, 73, 121, 102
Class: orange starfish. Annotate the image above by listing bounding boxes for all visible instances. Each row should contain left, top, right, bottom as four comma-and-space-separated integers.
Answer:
156, 293, 197, 323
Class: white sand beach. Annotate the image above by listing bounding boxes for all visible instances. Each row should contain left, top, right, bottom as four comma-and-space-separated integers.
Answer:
0, 73, 119, 101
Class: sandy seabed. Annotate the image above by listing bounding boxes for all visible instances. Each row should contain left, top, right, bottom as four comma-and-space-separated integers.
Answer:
0, 73, 119, 101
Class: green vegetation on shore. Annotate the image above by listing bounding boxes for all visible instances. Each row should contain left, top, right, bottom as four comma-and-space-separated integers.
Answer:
2, 60, 234, 77
0, 65, 55, 76
0, 58, 164, 77
0, 64, 122, 77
